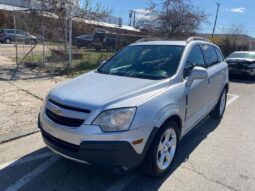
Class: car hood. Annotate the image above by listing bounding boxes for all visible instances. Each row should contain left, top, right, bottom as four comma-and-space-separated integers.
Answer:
49, 71, 168, 111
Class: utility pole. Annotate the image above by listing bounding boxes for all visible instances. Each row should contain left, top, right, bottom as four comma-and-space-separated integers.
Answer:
212, 3, 220, 38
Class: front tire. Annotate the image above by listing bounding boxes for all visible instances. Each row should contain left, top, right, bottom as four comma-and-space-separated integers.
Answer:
211, 89, 227, 119
5, 38, 12, 44
142, 121, 179, 177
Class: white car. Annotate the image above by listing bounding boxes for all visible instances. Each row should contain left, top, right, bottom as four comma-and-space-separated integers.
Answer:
226, 51, 255, 76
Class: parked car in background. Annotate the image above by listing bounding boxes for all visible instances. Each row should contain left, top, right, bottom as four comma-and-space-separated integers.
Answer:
75, 29, 129, 51
0, 29, 37, 44
74, 34, 94, 49
38, 37, 228, 177
93, 30, 127, 51
226, 51, 255, 76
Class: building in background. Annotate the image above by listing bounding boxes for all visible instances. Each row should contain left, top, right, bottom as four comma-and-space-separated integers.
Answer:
0, 0, 32, 8
0, 0, 140, 35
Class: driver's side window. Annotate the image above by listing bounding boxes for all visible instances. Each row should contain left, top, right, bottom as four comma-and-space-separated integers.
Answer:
183, 45, 205, 78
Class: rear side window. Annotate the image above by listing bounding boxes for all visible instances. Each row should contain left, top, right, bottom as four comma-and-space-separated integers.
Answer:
214, 47, 224, 62
183, 45, 205, 78
200, 44, 218, 67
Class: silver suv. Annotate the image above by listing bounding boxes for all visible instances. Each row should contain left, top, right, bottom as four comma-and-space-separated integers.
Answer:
38, 37, 229, 176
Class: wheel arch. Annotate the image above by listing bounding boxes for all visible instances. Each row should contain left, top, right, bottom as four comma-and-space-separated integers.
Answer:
161, 115, 182, 138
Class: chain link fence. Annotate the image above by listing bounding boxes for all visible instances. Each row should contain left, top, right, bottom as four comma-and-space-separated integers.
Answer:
0, 9, 146, 78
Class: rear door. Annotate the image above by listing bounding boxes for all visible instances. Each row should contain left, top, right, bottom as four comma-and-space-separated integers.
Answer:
200, 44, 225, 111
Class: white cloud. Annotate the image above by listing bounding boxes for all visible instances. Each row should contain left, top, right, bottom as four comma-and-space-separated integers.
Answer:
229, 7, 245, 13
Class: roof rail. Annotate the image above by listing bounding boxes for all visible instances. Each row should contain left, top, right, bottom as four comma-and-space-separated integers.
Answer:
135, 37, 162, 43
186, 37, 212, 43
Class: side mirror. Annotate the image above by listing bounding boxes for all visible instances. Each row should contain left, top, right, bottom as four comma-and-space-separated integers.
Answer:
186, 66, 208, 87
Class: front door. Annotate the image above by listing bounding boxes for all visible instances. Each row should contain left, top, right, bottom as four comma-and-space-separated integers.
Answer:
183, 45, 210, 131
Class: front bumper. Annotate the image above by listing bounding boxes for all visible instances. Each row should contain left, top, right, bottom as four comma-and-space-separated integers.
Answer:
41, 127, 144, 169
229, 66, 255, 76
38, 115, 157, 169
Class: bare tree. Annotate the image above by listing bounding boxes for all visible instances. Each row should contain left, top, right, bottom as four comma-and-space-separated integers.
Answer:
218, 24, 249, 56
137, 0, 206, 38
33, 0, 111, 40
32, 0, 111, 70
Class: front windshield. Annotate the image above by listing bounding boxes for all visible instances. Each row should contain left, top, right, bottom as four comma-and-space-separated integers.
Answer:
229, 52, 255, 59
97, 45, 184, 80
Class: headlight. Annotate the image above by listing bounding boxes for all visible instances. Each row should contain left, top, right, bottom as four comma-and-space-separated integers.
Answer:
248, 64, 255, 68
93, 108, 136, 132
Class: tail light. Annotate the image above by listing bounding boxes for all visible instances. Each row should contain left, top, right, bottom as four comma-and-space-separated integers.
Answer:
0, 31, 4, 37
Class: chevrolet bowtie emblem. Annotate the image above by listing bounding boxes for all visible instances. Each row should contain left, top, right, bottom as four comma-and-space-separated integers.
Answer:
54, 109, 64, 116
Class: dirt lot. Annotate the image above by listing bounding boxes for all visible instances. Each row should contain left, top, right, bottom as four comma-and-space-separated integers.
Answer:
0, 55, 68, 143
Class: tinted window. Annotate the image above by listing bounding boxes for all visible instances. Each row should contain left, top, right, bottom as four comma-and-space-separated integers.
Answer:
183, 45, 205, 78
214, 47, 224, 62
200, 44, 218, 67
98, 45, 184, 80
17, 30, 26, 35
7, 30, 15, 34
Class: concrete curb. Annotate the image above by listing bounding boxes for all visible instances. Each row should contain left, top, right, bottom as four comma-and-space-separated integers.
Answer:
0, 128, 40, 144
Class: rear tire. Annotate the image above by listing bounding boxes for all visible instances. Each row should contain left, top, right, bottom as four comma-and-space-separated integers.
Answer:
211, 89, 227, 119
142, 120, 179, 177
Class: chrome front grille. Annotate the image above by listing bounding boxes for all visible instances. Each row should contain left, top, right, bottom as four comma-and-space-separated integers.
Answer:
45, 99, 90, 127
46, 109, 84, 127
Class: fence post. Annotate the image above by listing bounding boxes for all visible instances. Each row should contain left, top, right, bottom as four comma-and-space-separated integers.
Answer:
68, 17, 72, 70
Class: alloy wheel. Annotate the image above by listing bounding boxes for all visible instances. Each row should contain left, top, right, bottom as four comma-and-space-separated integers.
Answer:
156, 128, 177, 170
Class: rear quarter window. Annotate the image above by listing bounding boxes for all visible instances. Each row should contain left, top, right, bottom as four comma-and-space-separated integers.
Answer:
200, 44, 218, 67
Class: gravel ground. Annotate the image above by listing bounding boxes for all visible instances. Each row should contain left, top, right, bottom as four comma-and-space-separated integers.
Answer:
0, 55, 67, 143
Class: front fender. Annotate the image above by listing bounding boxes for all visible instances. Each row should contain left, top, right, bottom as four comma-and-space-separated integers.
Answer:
154, 103, 182, 128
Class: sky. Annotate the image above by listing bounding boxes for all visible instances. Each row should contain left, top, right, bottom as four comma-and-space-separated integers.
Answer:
99, 0, 255, 37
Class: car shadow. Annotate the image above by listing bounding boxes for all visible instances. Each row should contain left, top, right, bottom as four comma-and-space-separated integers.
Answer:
0, 116, 221, 191
229, 74, 255, 84
0, 146, 123, 191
